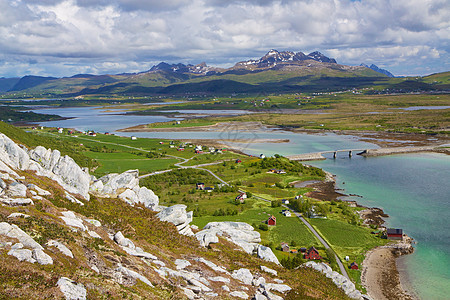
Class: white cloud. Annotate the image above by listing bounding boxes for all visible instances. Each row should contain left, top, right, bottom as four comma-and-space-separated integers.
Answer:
0, 0, 447, 77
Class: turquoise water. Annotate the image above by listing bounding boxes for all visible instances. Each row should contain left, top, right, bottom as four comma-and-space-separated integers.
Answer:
29, 107, 449, 299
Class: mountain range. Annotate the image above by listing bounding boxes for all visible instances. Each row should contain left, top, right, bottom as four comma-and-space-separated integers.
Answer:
0, 50, 447, 96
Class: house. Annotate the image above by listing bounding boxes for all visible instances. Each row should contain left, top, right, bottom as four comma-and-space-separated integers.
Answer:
131, 136, 137, 140
235, 159, 242, 163
177, 148, 185, 151
283, 211, 291, 217
300, 247, 307, 253
349, 262, 359, 270
196, 183, 205, 190
282, 199, 289, 205
267, 215, 276, 226
260, 154, 266, 159
295, 195, 303, 200
281, 242, 290, 252
290, 249, 298, 254
235, 192, 247, 203
58, 128, 63, 133
195, 149, 203, 154
304, 247, 322, 260
204, 186, 214, 192
386, 228, 403, 240
269, 169, 286, 174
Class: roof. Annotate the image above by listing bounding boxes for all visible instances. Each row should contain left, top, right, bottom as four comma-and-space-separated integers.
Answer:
307, 246, 318, 253
387, 228, 403, 235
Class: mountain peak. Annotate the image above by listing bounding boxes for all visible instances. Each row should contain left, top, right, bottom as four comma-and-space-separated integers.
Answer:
361, 63, 394, 77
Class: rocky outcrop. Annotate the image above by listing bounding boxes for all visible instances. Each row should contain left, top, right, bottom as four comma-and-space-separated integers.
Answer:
156, 204, 194, 236
91, 170, 159, 209
0, 134, 90, 200
47, 240, 74, 258
57, 277, 87, 300
304, 261, 363, 299
195, 222, 280, 265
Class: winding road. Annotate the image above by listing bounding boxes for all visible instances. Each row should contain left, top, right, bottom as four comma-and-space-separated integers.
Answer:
68, 134, 349, 279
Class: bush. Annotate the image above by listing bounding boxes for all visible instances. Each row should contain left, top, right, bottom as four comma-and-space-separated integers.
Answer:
258, 224, 269, 231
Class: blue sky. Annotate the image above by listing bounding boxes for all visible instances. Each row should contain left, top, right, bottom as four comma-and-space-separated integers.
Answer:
0, 0, 448, 77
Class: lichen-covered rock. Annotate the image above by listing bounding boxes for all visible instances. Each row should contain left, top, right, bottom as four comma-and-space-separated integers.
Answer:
60, 211, 87, 231
114, 231, 135, 249
57, 277, 87, 300
1, 198, 34, 206
27, 184, 51, 196
264, 283, 292, 293
47, 240, 74, 258
97, 170, 139, 196
175, 259, 191, 270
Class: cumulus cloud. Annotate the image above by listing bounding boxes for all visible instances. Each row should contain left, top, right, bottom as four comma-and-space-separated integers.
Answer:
0, 0, 448, 76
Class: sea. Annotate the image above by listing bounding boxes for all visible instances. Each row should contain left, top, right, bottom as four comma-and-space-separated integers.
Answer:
26, 106, 450, 299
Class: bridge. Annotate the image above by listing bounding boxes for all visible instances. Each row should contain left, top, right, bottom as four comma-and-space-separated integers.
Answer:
286, 145, 442, 161
286, 149, 369, 161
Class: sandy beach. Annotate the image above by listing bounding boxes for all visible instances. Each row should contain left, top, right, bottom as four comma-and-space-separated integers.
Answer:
361, 242, 416, 300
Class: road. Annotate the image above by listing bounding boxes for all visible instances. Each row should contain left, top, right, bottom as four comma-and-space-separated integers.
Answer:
68, 134, 348, 278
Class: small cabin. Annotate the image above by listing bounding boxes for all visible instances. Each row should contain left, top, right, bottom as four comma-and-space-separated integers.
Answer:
131, 136, 137, 140
290, 249, 298, 254
300, 247, 307, 253
283, 211, 291, 217
282, 199, 289, 205
260, 154, 266, 159
204, 186, 214, 192
196, 183, 205, 190
281, 243, 290, 252
386, 228, 403, 240
235, 192, 247, 203
235, 159, 242, 163
304, 246, 322, 260
267, 215, 276, 226
349, 262, 359, 270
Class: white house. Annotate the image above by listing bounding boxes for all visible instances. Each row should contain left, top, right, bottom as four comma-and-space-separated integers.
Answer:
283, 211, 292, 217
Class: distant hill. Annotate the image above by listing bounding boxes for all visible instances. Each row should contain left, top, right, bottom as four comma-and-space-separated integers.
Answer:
0, 50, 447, 96
360, 64, 394, 77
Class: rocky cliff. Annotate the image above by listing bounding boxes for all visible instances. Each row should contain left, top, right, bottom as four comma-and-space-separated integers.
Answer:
0, 131, 358, 299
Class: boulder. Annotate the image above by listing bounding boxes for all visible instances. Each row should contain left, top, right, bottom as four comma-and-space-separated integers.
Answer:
7, 181, 27, 197
116, 264, 153, 287
194, 257, 229, 274
98, 170, 139, 196
231, 268, 253, 285
60, 211, 87, 231
1, 198, 34, 206
27, 184, 51, 196
0, 222, 43, 250
156, 205, 193, 236
47, 240, 74, 258
85, 218, 101, 227
8, 248, 36, 263
57, 277, 87, 300
114, 231, 135, 249
32, 248, 53, 265
230, 291, 249, 299
209, 276, 230, 283
263, 290, 283, 300
260, 266, 277, 276
257, 245, 280, 265
264, 283, 292, 293
175, 259, 191, 270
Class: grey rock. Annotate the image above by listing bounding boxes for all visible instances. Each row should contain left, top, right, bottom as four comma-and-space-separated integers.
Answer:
60, 211, 87, 231
85, 218, 101, 227
65, 192, 84, 206
0, 222, 43, 249
11, 242, 24, 249
263, 290, 283, 300
254, 292, 268, 300
222, 285, 230, 292
88, 231, 102, 239
27, 184, 51, 196
175, 259, 191, 270
182, 288, 196, 300
260, 266, 277, 276
0, 178, 6, 189
1, 198, 34, 206
8, 248, 36, 263
194, 257, 229, 274
264, 283, 292, 293
252, 276, 266, 287
114, 231, 135, 249
98, 170, 139, 196
348, 290, 363, 299
47, 240, 74, 258
209, 276, 230, 283
231, 268, 253, 285
116, 264, 153, 287
32, 248, 53, 265
257, 245, 280, 265
156, 204, 193, 236
230, 291, 249, 299
7, 181, 27, 197
57, 277, 87, 300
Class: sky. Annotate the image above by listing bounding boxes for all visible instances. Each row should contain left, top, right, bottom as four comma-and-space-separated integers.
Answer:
0, 0, 448, 77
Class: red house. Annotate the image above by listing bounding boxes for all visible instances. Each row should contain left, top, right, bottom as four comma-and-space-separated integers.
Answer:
304, 247, 322, 260
349, 262, 359, 270
267, 215, 276, 226
386, 228, 403, 240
